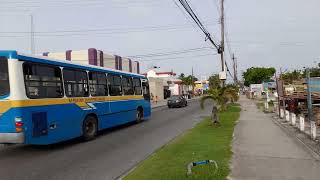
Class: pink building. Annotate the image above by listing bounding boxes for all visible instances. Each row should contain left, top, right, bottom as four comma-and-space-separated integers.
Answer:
42, 48, 140, 74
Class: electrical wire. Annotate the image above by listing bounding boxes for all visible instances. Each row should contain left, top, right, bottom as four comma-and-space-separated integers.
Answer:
176, 0, 220, 50
128, 47, 213, 58
138, 53, 218, 62
0, 22, 217, 38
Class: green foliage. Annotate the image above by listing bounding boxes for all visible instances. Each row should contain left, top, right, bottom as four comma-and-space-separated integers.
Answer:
281, 70, 303, 84
179, 74, 198, 86
124, 105, 241, 180
200, 85, 239, 112
302, 67, 320, 78
208, 74, 221, 89
281, 67, 320, 84
242, 67, 276, 86
178, 73, 185, 79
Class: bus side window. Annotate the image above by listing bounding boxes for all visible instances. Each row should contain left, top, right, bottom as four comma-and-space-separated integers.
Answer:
121, 76, 134, 95
89, 72, 108, 96
141, 79, 150, 100
63, 69, 89, 97
23, 63, 63, 99
133, 78, 142, 95
107, 74, 122, 96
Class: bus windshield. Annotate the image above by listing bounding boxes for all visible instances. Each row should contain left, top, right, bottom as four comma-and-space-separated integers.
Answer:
0, 57, 10, 97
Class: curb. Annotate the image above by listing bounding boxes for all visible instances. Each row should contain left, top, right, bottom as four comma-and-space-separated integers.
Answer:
271, 115, 320, 161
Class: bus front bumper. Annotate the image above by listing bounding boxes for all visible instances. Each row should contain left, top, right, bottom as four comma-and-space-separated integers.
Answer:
0, 133, 24, 144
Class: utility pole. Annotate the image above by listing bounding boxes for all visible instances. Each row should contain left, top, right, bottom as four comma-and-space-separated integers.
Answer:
232, 53, 237, 83
219, 0, 226, 87
30, 14, 35, 55
280, 68, 286, 118
306, 68, 317, 140
192, 66, 194, 97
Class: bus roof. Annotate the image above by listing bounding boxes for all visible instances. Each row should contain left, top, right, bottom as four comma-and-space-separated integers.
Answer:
0, 50, 145, 78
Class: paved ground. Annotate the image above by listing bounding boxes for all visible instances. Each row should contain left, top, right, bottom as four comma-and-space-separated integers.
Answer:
230, 96, 320, 180
0, 100, 210, 180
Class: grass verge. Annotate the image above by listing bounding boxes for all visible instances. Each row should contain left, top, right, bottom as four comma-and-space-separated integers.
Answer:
123, 104, 241, 180
256, 101, 274, 113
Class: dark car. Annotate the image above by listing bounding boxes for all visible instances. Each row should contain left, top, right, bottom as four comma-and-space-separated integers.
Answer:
167, 95, 188, 108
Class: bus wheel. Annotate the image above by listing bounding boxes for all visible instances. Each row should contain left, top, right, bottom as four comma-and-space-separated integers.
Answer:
136, 108, 143, 123
83, 116, 98, 141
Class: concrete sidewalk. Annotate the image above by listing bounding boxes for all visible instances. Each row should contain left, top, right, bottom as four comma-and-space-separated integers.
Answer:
230, 96, 320, 180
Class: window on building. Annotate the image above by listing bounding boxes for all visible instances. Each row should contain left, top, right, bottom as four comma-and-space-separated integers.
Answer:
63, 69, 89, 97
122, 76, 134, 95
107, 74, 122, 96
89, 72, 108, 96
0, 57, 10, 97
23, 63, 63, 99
133, 78, 142, 95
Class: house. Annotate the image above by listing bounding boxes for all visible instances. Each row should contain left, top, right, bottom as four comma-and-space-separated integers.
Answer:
143, 69, 184, 101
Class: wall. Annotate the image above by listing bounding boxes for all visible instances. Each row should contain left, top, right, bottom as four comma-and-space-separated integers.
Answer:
103, 53, 117, 69
148, 77, 165, 101
46, 52, 67, 60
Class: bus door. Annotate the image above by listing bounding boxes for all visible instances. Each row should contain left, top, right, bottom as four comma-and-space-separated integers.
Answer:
141, 79, 150, 101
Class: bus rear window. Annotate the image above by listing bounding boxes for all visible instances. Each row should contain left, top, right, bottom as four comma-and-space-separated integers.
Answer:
0, 57, 10, 97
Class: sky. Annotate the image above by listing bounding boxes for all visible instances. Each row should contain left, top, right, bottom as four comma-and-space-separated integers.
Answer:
1, 0, 320, 80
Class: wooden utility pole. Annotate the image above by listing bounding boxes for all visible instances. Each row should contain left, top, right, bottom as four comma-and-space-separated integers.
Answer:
232, 53, 237, 83
191, 66, 195, 96
220, 0, 226, 87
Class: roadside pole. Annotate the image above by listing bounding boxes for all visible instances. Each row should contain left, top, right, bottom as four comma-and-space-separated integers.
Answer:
266, 87, 269, 110
307, 69, 317, 140
276, 77, 281, 116
219, 0, 226, 87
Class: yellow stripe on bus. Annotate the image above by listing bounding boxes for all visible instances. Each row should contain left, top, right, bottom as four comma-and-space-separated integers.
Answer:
0, 95, 144, 114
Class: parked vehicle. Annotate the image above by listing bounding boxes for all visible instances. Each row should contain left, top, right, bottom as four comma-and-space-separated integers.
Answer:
167, 95, 188, 108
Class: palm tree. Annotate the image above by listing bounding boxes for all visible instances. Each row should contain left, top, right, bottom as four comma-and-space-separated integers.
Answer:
200, 85, 239, 125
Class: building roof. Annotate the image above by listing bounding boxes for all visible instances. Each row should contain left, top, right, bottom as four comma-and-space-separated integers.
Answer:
142, 69, 176, 76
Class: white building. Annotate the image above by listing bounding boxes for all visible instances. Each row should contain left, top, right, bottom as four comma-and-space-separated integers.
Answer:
143, 69, 184, 101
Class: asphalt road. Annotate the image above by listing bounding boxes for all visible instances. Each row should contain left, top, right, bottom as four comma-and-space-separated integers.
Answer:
0, 100, 211, 180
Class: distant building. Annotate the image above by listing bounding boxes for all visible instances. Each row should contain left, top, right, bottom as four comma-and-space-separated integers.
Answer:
42, 48, 140, 74
194, 80, 209, 95
143, 69, 184, 101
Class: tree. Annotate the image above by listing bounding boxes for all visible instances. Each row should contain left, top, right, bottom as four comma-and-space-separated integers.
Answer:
243, 67, 276, 86
208, 74, 221, 89
200, 85, 239, 125
281, 70, 302, 84
179, 75, 198, 86
178, 73, 185, 79
304, 68, 320, 78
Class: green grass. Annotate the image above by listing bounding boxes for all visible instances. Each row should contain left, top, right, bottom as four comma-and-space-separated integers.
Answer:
124, 104, 241, 180
256, 101, 274, 113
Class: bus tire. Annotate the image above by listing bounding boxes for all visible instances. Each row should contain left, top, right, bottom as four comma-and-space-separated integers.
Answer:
136, 108, 143, 123
82, 115, 98, 141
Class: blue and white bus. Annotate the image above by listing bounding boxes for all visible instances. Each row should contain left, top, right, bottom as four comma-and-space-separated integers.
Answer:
0, 51, 151, 145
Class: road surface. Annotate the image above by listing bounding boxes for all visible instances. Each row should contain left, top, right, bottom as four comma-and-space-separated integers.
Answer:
0, 100, 211, 180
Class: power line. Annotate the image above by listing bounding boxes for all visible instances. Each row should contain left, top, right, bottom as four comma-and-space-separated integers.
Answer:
128, 47, 214, 58
176, 0, 220, 50
0, 0, 161, 9
138, 53, 218, 62
0, 22, 218, 38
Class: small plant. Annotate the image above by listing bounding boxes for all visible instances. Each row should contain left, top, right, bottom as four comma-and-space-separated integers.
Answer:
200, 85, 239, 125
